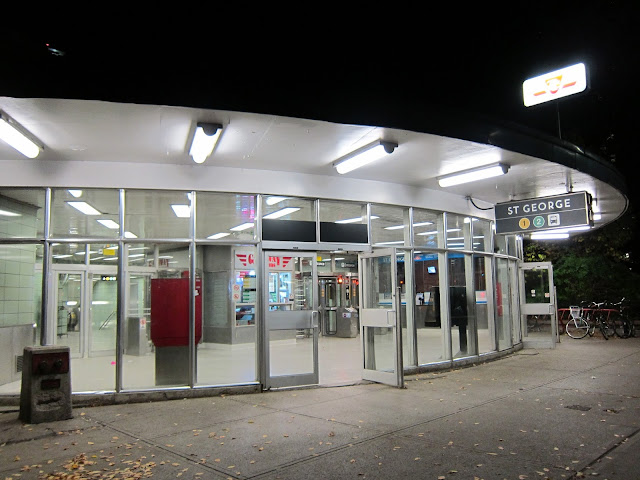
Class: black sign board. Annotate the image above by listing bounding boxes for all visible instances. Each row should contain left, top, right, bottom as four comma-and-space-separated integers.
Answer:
494, 192, 592, 235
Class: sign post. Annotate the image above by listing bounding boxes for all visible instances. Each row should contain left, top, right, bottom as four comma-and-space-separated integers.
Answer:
494, 192, 592, 235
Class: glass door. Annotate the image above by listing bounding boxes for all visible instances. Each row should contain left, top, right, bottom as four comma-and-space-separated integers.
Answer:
55, 272, 84, 357
519, 262, 557, 347
264, 252, 319, 389
53, 268, 118, 358
87, 270, 118, 356
358, 249, 404, 388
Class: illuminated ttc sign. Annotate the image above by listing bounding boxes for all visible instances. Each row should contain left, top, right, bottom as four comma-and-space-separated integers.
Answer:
494, 192, 592, 235
523, 63, 587, 107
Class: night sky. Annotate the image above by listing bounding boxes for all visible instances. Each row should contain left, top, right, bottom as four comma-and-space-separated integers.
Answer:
2, 4, 637, 204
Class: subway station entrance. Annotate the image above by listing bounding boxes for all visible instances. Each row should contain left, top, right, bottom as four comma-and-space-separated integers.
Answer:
262, 249, 406, 390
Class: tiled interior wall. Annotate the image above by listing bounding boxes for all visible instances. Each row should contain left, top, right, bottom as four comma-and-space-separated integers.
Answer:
0, 196, 39, 327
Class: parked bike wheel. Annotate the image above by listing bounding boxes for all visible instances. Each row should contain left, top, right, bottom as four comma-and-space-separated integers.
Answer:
566, 318, 590, 339
612, 312, 630, 338
599, 321, 611, 340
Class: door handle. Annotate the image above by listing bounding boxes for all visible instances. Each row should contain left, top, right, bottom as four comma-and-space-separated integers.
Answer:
387, 310, 396, 327
312, 310, 319, 328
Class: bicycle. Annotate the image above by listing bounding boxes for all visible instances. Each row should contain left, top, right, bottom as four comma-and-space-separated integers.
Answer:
584, 301, 614, 340
610, 298, 635, 338
565, 306, 590, 339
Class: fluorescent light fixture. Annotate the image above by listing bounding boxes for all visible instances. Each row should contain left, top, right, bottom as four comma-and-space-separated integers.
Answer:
0, 208, 21, 217
438, 163, 510, 187
385, 221, 433, 230
67, 201, 101, 215
333, 140, 398, 174
266, 196, 289, 206
207, 232, 231, 240
53, 254, 73, 259
374, 240, 405, 246
68, 190, 83, 198
0, 111, 42, 158
531, 232, 570, 240
66, 301, 78, 306
124, 231, 138, 238
189, 122, 223, 164
97, 219, 120, 229
230, 222, 254, 231
171, 204, 191, 218
335, 215, 379, 224
263, 207, 300, 219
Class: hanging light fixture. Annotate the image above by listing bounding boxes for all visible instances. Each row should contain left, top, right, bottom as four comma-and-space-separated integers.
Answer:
438, 163, 510, 187
189, 122, 223, 164
333, 140, 398, 174
0, 111, 42, 158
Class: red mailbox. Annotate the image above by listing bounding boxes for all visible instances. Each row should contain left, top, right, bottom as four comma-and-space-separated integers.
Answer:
150, 276, 202, 347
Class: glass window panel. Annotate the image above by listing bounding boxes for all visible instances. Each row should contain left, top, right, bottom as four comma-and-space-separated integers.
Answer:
363, 256, 393, 309
319, 200, 365, 224
88, 271, 118, 360
414, 251, 443, 364
52, 243, 118, 392
196, 192, 256, 241
496, 258, 513, 350
472, 219, 492, 252
507, 235, 520, 258
363, 325, 395, 372
449, 253, 475, 358
0, 243, 41, 394
125, 190, 192, 239
319, 199, 369, 244
51, 188, 120, 239
87, 243, 120, 266
123, 243, 191, 390
197, 245, 258, 386
446, 214, 470, 251
262, 195, 315, 221
494, 233, 508, 255
52, 243, 92, 265
474, 254, 494, 354
0, 188, 45, 239
510, 260, 522, 344
413, 209, 441, 248
371, 204, 406, 246
55, 272, 83, 357
262, 196, 316, 242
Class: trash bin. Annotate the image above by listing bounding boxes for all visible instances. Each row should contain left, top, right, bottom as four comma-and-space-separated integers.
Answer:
19, 346, 72, 424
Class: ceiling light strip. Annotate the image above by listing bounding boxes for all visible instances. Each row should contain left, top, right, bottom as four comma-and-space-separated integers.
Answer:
438, 163, 509, 187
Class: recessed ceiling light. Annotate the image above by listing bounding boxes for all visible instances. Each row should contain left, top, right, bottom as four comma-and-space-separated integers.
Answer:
207, 232, 231, 239
230, 222, 254, 231
335, 215, 379, 224
263, 207, 300, 219
171, 204, 191, 218
0, 208, 21, 217
67, 201, 101, 215
97, 219, 120, 229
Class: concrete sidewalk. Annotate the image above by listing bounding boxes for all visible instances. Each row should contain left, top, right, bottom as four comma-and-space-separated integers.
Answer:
1, 337, 639, 479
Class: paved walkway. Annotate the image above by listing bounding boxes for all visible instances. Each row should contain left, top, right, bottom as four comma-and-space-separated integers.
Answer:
2, 337, 639, 479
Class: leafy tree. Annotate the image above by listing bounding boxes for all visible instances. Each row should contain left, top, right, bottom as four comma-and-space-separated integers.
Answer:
523, 206, 639, 307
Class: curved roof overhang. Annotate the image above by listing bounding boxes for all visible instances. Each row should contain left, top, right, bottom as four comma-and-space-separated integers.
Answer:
0, 95, 628, 236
